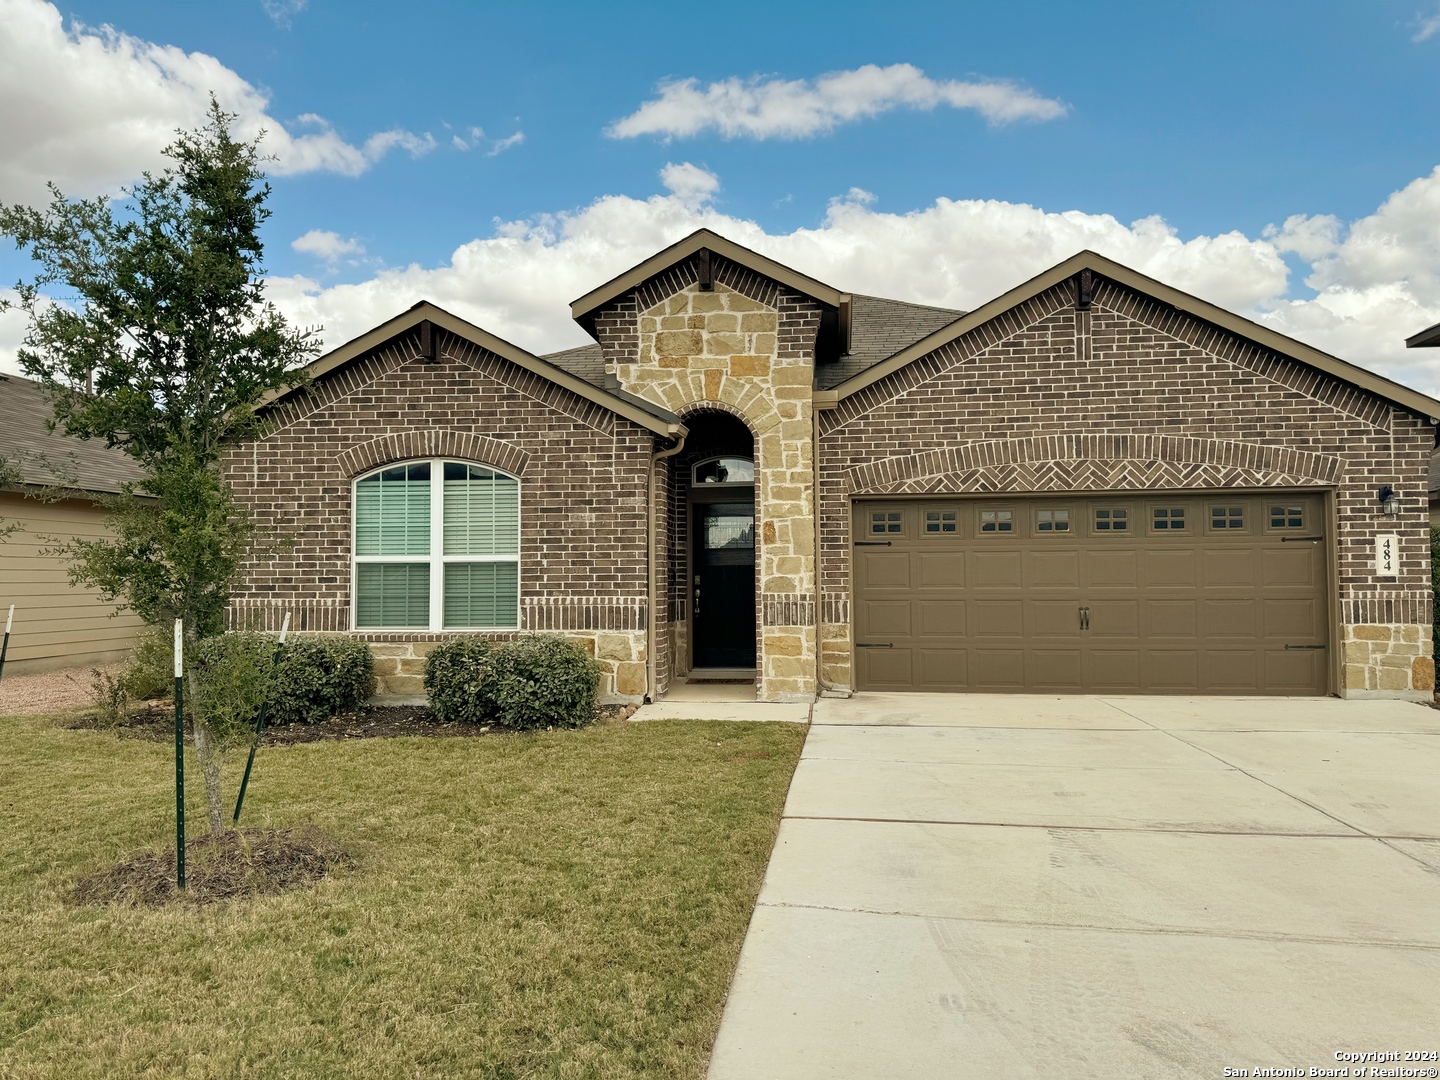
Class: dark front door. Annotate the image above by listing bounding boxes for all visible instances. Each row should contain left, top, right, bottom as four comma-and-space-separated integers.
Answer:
693, 500, 756, 668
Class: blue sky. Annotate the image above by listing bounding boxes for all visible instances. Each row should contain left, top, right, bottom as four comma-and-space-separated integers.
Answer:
3, 0, 1440, 387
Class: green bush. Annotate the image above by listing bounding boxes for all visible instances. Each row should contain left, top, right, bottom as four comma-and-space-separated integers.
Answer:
423, 637, 497, 724
122, 627, 177, 701
123, 631, 375, 726
424, 634, 601, 729
264, 635, 375, 725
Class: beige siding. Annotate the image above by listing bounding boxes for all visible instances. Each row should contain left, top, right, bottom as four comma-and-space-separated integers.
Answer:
0, 491, 143, 674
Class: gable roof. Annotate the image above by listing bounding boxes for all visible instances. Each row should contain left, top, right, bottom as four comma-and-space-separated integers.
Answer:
0, 375, 146, 495
1408, 320, 1440, 349
815, 294, 965, 390
262, 301, 684, 436
818, 250, 1440, 420
569, 228, 847, 333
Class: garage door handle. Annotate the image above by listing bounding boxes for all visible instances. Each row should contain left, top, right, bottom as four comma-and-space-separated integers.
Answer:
856, 642, 894, 648
854, 541, 892, 546
1079, 606, 1090, 631
1283, 644, 1327, 650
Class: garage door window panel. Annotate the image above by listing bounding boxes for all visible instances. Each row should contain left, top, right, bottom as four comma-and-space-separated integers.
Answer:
1208, 504, 1247, 533
1092, 506, 1131, 533
1266, 504, 1306, 531
1149, 506, 1188, 533
979, 508, 1015, 535
923, 509, 958, 535
869, 510, 905, 536
1035, 508, 1072, 534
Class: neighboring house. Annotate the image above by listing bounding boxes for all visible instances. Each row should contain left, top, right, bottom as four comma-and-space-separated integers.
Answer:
1430, 449, 1440, 528
225, 232, 1440, 702
0, 374, 146, 675
1408, 321, 1440, 527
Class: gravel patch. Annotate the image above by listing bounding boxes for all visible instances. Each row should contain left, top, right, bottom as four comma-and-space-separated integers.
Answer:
0, 665, 113, 716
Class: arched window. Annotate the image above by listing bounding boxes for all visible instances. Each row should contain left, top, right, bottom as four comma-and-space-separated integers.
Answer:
352, 460, 519, 630
692, 456, 754, 485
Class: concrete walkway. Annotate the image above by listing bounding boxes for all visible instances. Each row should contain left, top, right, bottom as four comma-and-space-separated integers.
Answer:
708, 694, 1440, 1079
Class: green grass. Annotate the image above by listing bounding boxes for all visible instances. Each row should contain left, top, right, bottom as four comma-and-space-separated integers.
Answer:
0, 713, 805, 1079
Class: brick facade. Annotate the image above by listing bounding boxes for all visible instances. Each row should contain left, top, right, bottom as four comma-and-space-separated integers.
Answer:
225, 246, 1436, 704
224, 325, 654, 701
817, 277, 1434, 698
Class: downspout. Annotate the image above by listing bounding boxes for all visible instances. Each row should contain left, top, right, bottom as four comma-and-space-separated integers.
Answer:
647, 427, 687, 703
813, 403, 839, 696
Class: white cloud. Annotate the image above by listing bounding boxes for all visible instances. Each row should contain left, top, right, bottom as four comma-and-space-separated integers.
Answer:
0, 0, 434, 203
292, 229, 365, 262
486, 131, 525, 157
260, 0, 306, 28
8, 162, 1440, 398
451, 126, 485, 151
1414, 8, 1440, 41
608, 63, 1067, 140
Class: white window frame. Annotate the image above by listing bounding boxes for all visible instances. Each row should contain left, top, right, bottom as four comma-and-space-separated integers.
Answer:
351, 458, 521, 632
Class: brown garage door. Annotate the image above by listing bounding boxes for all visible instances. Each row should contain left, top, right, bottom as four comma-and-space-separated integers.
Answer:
853, 494, 1329, 695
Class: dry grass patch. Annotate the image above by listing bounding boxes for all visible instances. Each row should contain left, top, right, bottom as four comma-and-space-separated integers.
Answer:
0, 710, 805, 1079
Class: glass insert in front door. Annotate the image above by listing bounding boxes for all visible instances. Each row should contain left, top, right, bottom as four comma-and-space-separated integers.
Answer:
693, 501, 756, 668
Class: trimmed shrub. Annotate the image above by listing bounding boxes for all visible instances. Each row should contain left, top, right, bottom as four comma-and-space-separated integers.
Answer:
265, 635, 375, 725
423, 634, 602, 729
489, 635, 602, 730
129, 632, 375, 726
423, 637, 497, 725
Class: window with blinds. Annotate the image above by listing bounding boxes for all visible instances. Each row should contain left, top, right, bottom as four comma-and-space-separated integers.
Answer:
353, 459, 520, 630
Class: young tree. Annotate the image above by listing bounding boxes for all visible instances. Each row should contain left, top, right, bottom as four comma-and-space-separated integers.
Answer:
0, 99, 317, 832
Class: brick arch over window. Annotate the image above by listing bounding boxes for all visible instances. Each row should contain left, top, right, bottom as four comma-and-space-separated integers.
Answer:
337, 431, 530, 480
846, 435, 1342, 495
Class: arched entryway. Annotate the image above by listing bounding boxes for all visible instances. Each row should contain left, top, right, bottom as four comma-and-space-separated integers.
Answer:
669, 410, 756, 676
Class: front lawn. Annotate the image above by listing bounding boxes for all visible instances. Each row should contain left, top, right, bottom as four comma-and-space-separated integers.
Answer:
0, 711, 805, 1078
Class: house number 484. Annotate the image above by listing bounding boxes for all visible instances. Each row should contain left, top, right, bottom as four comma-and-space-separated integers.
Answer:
1374, 532, 1399, 576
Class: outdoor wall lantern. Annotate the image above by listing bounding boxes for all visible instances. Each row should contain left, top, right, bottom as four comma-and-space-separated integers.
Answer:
1377, 485, 1399, 515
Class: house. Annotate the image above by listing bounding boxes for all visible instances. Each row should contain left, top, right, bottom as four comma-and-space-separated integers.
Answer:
0, 374, 146, 674
225, 232, 1440, 702
1407, 321, 1440, 527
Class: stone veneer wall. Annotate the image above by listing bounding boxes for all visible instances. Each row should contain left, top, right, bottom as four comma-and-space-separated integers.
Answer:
222, 324, 656, 704
1341, 624, 1435, 700
591, 255, 823, 702
816, 274, 1435, 698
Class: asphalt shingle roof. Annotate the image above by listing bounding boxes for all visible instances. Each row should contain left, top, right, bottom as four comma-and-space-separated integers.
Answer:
815, 293, 965, 390
545, 295, 965, 396
542, 343, 607, 388
0, 375, 145, 494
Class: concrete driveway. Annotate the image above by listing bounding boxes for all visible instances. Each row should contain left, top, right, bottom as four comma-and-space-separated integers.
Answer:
707, 694, 1440, 1079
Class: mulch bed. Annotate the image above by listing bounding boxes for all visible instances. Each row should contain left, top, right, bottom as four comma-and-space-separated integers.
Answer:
73, 825, 352, 906
66, 702, 640, 742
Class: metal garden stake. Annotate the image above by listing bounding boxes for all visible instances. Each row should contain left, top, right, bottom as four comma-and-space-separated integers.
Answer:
173, 618, 185, 890
0, 605, 13, 684
232, 612, 290, 824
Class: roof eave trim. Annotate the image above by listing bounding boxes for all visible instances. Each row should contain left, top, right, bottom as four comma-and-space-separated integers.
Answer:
828, 250, 1440, 421
568, 229, 845, 324
259, 303, 684, 437
1407, 321, 1440, 349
